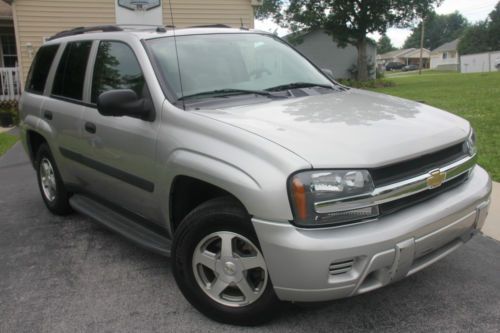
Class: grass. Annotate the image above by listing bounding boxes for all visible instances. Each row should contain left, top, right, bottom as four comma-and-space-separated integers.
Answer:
0, 132, 18, 156
370, 71, 500, 181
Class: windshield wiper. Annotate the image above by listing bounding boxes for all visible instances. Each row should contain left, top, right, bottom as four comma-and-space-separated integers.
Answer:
178, 88, 275, 101
265, 82, 335, 92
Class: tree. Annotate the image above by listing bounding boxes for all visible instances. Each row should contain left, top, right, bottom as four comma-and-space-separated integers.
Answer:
458, 21, 491, 55
403, 11, 468, 50
488, 2, 500, 51
257, 0, 443, 81
377, 35, 396, 54
458, 2, 500, 56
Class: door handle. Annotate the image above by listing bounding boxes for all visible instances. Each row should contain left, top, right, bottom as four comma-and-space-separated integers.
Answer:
84, 122, 96, 134
43, 110, 53, 120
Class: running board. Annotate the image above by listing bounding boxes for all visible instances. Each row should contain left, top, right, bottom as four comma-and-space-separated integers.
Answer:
69, 194, 171, 256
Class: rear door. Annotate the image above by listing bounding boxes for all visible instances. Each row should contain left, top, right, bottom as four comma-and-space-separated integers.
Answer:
41, 40, 94, 187
81, 40, 159, 220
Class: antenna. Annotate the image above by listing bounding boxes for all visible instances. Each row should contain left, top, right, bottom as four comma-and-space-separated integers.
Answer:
167, 0, 186, 110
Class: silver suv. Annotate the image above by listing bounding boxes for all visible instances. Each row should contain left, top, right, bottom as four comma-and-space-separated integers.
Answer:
20, 25, 491, 325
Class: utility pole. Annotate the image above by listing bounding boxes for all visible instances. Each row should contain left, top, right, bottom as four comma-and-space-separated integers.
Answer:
419, 17, 425, 75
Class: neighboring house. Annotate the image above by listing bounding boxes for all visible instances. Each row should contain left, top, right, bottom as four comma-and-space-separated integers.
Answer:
3, 0, 260, 90
377, 48, 431, 68
430, 39, 460, 71
285, 29, 377, 80
460, 50, 500, 73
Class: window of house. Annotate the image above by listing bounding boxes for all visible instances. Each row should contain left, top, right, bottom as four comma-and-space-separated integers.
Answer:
442, 52, 448, 60
1, 35, 18, 67
52, 41, 92, 101
91, 41, 146, 104
25, 44, 59, 94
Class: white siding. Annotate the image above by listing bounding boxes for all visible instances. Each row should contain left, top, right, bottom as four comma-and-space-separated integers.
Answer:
460, 51, 500, 73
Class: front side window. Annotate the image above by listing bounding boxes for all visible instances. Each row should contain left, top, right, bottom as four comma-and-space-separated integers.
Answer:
146, 33, 332, 101
91, 41, 146, 104
25, 44, 59, 94
52, 41, 92, 100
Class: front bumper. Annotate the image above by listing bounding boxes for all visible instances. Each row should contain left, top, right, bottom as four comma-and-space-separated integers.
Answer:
253, 166, 492, 302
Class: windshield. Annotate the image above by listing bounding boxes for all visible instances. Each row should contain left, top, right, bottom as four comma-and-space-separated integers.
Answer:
146, 33, 333, 100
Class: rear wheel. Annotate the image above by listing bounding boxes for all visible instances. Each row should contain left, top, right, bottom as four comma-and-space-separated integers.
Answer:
35, 143, 72, 215
172, 197, 280, 326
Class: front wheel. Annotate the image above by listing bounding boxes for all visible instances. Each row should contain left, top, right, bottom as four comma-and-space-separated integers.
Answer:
172, 197, 280, 326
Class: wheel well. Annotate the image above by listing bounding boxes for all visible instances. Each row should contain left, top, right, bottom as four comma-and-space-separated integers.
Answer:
170, 176, 244, 232
26, 131, 47, 163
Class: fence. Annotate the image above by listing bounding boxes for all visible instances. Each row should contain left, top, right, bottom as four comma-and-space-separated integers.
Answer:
0, 67, 21, 102
460, 51, 500, 73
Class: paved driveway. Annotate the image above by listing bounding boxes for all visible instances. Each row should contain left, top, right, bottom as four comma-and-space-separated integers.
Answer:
1, 143, 500, 333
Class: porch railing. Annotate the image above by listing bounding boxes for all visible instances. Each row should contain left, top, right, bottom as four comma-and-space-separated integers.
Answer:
0, 67, 21, 102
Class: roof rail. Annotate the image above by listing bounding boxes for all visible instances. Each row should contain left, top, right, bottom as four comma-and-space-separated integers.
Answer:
188, 24, 232, 29
48, 25, 123, 41
115, 24, 167, 32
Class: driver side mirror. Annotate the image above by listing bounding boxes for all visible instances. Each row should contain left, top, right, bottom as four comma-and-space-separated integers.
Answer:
97, 89, 151, 120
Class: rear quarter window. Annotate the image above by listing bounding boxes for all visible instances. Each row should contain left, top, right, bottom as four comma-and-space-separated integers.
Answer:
25, 44, 60, 94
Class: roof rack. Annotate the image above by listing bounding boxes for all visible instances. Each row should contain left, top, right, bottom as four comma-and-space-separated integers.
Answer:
188, 24, 232, 29
48, 25, 123, 41
48, 24, 168, 41
115, 24, 167, 32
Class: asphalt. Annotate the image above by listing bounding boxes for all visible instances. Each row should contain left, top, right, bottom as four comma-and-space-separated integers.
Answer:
1, 142, 500, 333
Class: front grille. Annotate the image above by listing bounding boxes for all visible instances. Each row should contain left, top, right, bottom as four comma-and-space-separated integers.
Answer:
329, 259, 354, 276
379, 172, 469, 216
370, 142, 467, 187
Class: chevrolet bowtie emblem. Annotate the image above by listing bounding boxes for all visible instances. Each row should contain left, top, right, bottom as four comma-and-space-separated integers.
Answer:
427, 170, 447, 189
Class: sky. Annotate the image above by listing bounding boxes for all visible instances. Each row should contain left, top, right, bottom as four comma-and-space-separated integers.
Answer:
254, 0, 499, 47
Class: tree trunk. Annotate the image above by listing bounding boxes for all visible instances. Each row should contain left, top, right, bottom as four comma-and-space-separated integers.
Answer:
357, 37, 369, 81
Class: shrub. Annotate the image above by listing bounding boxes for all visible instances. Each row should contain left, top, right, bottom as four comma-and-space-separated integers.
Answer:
0, 107, 19, 127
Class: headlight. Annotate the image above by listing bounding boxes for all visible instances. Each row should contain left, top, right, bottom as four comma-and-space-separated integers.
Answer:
289, 170, 379, 227
466, 128, 477, 156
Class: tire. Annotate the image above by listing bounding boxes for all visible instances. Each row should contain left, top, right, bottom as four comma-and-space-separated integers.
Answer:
35, 143, 72, 215
172, 197, 281, 326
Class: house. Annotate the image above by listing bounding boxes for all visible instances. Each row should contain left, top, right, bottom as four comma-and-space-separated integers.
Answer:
2, 0, 261, 96
430, 39, 460, 71
0, 1, 20, 102
285, 29, 377, 80
377, 48, 431, 69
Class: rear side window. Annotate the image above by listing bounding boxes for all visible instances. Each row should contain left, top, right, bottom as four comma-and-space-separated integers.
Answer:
25, 44, 59, 94
91, 41, 146, 104
52, 41, 92, 101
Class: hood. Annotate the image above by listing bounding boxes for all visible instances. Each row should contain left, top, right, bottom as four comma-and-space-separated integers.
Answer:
193, 89, 470, 168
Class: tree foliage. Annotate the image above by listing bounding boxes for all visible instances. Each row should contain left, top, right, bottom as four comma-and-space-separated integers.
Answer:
403, 11, 468, 50
458, 2, 500, 55
377, 35, 396, 54
488, 1, 500, 51
257, 0, 443, 81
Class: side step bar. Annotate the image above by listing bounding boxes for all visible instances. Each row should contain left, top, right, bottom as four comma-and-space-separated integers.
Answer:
69, 194, 171, 256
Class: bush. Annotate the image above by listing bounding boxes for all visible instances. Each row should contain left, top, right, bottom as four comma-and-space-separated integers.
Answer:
0, 107, 19, 127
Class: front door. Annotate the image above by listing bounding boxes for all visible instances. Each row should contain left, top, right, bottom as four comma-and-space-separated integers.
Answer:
81, 40, 159, 221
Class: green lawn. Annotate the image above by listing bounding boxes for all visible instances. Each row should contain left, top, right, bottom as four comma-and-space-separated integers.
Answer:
0, 132, 18, 156
371, 71, 500, 182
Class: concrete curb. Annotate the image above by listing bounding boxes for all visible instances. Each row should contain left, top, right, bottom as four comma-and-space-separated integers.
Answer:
482, 181, 500, 241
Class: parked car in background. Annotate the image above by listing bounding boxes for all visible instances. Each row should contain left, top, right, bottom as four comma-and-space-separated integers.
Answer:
402, 64, 419, 71
20, 25, 492, 326
385, 62, 405, 71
